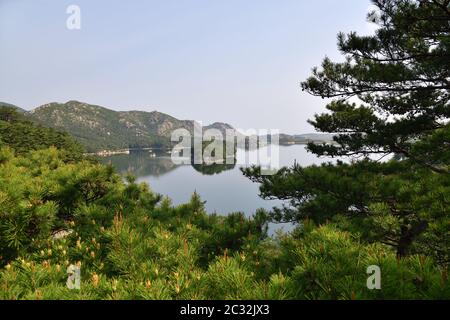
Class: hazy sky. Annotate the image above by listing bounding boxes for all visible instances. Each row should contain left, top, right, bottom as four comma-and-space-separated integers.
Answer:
0, 0, 374, 133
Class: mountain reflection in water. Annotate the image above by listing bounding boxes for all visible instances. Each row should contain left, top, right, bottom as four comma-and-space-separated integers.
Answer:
100, 145, 335, 234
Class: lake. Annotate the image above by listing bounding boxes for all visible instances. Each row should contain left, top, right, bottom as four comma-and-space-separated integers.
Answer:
100, 144, 335, 233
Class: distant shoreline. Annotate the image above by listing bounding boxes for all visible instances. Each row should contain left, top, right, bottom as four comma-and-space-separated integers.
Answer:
85, 139, 338, 157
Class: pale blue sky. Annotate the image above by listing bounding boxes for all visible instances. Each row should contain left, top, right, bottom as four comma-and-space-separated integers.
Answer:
0, 0, 373, 133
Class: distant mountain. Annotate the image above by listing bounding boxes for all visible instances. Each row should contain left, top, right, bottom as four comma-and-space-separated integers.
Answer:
270, 133, 336, 145
204, 122, 233, 135
24, 100, 245, 152
1, 100, 336, 152
203, 122, 247, 141
294, 133, 335, 141
26, 101, 196, 152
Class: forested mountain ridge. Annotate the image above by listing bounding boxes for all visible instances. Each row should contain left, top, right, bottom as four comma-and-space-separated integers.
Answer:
9, 100, 247, 152
2, 100, 331, 152
27, 100, 195, 152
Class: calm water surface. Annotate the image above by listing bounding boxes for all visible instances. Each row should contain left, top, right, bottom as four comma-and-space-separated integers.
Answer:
101, 145, 335, 233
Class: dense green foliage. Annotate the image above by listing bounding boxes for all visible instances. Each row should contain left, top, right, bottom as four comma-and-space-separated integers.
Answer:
244, 157, 449, 264
0, 107, 84, 160
0, 149, 448, 299
0, 102, 26, 113
243, 0, 449, 267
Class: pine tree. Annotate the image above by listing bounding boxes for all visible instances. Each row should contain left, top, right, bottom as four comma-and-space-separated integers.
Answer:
243, 0, 450, 260
0, 107, 84, 160
302, 0, 449, 174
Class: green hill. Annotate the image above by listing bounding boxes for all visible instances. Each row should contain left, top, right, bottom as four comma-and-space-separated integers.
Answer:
0, 106, 84, 160
0, 102, 26, 113
1, 100, 333, 152
28, 101, 197, 152
26, 100, 244, 153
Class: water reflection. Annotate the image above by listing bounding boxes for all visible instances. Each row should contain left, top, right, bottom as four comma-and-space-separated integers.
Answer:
102, 150, 238, 176
191, 163, 236, 175
100, 145, 336, 234
102, 150, 179, 177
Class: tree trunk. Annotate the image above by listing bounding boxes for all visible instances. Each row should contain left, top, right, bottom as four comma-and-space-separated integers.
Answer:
397, 225, 412, 258
396, 220, 428, 258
